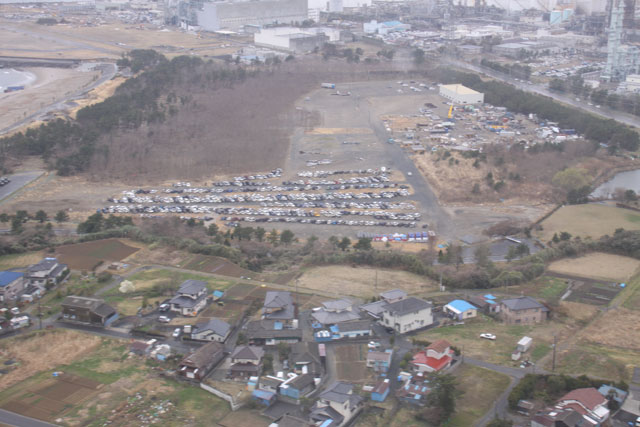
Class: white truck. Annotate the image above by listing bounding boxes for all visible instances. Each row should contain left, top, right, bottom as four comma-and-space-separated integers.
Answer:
321, 83, 336, 89
11, 315, 30, 329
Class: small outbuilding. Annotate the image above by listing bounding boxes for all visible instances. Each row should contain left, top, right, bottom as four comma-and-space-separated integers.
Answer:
443, 300, 478, 320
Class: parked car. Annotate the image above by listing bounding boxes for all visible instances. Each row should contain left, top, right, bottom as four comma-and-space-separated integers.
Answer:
480, 333, 496, 340
10, 307, 20, 315
172, 328, 181, 338
368, 341, 381, 349
159, 303, 170, 312
158, 315, 171, 323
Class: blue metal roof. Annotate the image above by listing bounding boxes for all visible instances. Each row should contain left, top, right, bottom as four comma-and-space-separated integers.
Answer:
274, 321, 283, 330
0, 271, 23, 287
213, 290, 224, 298
252, 389, 275, 400
446, 299, 477, 313
484, 294, 496, 299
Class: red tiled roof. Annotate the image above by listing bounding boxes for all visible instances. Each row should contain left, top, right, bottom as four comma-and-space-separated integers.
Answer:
427, 339, 451, 354
411, 352, 452, 371
559, 388, 606, 411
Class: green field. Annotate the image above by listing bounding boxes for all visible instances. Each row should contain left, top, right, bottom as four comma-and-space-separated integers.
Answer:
537, 204, 640, 241
449, 365, 511, 427
554, 341, 634, 382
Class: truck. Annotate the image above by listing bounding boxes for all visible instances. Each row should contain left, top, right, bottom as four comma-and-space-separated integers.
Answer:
11, 316, 30, 329
321, 83, 336, 89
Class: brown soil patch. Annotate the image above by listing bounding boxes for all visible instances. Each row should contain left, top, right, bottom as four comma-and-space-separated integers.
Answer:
306, 127, 373, 135
0, 330, 101, 390
56, 238, 139, 270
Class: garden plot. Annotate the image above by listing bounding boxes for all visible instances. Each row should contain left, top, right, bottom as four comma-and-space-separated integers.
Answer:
334, 343, 370, 383
56, 238, 139, 270
562, 277, 622, 306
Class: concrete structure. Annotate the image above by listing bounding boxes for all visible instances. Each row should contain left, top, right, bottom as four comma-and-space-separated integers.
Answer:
254, 27, 330, 53
310, 382, 364, 427
61, 296, 118, 326
410, 339, 453, 373
363, 20, 411, 35
307, 0, 371, 20
439, 84, 484, 104
381, 297, 433, 333
191, 318, 231, 342
179, 341, 225, 380
170, 280, 208, 316
493, 41, 555, 58
0, 271, 25, 303
603, 0, 640, 81
444, 299, 477, 320
618, 73, 640, 93
500, 296, 548, 325
193, 0, 308, 32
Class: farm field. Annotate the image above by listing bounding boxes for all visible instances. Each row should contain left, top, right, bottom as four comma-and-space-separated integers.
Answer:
295, 266, 436, 298
181, 254, 258, 279
563, 279, 622, 306
0, 251, 45, 271
537, 204, 640, 241
56, 238, 139, 270
449, 365, 511, 427
333, 343, 370, 384
548, 252, 640, 282
486, 276, 568, 303
124, 268, 236, 291
0, 330, 232, 425
216, 409, 271, 427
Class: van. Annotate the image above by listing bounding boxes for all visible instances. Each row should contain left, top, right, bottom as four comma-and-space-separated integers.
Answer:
10, 307, 20, 315
158, 315, 171, 323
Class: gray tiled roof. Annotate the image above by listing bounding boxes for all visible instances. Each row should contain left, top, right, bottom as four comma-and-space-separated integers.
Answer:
384, 297, 432, 316
501, 296, 546, 311
178, 279, 207, 295
380, 289, 407, 301
194, 318, 230, 337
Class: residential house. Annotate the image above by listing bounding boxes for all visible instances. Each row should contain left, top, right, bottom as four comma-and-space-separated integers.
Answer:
259, 376, 284, 393
170, 280, 208, 316
229, 345, 265, 379
245, 319, 302, 346
554, 387, 610, 425
252, 389, 278, 406
0, 271, 25, 302
179, 341, 225, 381
410, 339, 453, 373
263, 291, 296, 325
310, 382, 364, 427
311, 298, 360, 325
371, 379, 390, 402
381, 297, 433, 333
444, 300, 478, 320
290, 341, 322, 376
61, 296, 118, 326
366, 349, 393, 373
280, 373, 316, 399
500, 296, 549, 325
273, 415, 314, 427
191, 318, 231, 342
396, 372, 431, 405
468, 294, 500, 314
26, 258, 68, 288
531, 408, 583, 427
332, 319, 372, 339
597, 385, 627, 406
20, 283, 44, 302
129, 339, 155, 356
380, 289, 407, 303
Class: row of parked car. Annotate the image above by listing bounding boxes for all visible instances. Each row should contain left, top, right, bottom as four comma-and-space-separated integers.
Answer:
0, 177, 10, 187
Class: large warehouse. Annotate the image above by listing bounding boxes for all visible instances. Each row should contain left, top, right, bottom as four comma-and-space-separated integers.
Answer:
439, 84, 484, 104
194, 0, 308, 32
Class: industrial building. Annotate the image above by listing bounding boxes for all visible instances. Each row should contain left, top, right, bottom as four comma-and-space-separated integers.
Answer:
363, 20, 411, 35
185, 0, 308, 32
439, 84, 484, 104
307, 0, 371, 21
602, 0, 640, 81
493, 41, 556, 58
254, 27, 341, 52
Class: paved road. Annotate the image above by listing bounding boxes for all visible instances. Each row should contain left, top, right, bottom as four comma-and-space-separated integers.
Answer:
0, 408, 57, 427
443, 58, 640, 129
0, 171, 44, 203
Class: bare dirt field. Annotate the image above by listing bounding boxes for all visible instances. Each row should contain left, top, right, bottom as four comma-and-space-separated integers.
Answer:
295, 265, 436, 298
537, 203, 640, 241
181, 254, 258, 279
548, 253, 640, 282
56, 238, 139, 270
0, 330, 101, 390
217, 408, 271, 427
334, 343, 369, 383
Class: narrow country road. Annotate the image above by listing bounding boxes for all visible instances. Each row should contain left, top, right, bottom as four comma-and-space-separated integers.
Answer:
0, 408, 58, 427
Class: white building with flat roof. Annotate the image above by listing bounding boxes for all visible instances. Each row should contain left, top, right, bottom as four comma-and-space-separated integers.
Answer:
439, 84, 484, 104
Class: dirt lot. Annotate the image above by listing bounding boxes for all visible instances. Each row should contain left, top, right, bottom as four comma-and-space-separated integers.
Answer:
0, 330, 101, 390
537, 203, 640, 241
295, 265, 436, 298
333, 343, 369, 383
56, 238, 139, 270
182, 254, 259, 279
217, 408, 271, 427
548, 253, 640, 282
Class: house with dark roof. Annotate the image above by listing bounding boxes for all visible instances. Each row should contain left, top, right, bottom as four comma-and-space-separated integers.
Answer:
366, 349, 393, 373
410, 339, 453, 373
258, 376, 284, 393
0, 271, 25, 303
169, 280, 208, 316
61, 296, 118, 326
179, 341, 225, 381
359, 299, 389, 319
191, 318, 231, 342
381, 297, 433, 333
312, 299, 360, 325
332, 319, 372, 339
229, 345, 265, 379
531, 408, 583, 427
500, 296, 549, 325
290, 341, 322, 376
310, 382, 364, 427
27, 258, 68, 288
554, 387, 610, 425
280, 373, 316, 399
380, 289, 407, 303
263, 291, 295, 325
245, 319, 302, 346
371, 379, 390, 402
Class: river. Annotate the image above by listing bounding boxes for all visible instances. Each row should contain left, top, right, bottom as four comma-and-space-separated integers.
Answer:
591, 169, 640, 198
0, 68, 36, 91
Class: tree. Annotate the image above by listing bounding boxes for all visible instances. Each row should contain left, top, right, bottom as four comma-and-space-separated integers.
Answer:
0, 213, 8, 223
552, 168, 591, 194
426, 373, 459, 420
559, 231, 572, 241
337, 237, 351, 251
15, 210, 29, 223
10, 216, 23, 234
267, 229, 279, 245
624, 189, 638, 202
474, 244, 490, 267
34, 210, 48, 223
328, 235, 340, 248
353, 237, 372, 251
505, 246, 517, 262
487, 419, 513, 427
280, 229, 294, 245
413, 48, 425, 65
77, 212, 104, 233
207, 223, 219, 236
255, 227, 266, 242
54, 210, 69, 223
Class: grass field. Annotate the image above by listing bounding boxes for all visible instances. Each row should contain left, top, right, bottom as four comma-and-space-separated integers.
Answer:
548, 252, 640, 282
488, 276, 568, 304
56, 239, 139, 270
537, 204, 640, 241
0, 251, 45, 271
449, 365, 511, 427
124, 268, 235, 291
554, 341, 634, 382
295, 265, 436, 298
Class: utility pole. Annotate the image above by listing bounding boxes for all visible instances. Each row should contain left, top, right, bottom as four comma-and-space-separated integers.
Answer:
552, 334, 557, 372
38, 297, 42, 330
375, 270, 378, 291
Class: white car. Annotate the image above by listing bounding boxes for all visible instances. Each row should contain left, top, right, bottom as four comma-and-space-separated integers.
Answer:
368, 341, 381, 349
407, 172, 413, 176
158, 315, 171, 323
172, 328, 181, 338
480, 333, 496, 340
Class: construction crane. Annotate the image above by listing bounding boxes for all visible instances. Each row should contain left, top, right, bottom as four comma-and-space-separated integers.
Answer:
448, 104, 454, 119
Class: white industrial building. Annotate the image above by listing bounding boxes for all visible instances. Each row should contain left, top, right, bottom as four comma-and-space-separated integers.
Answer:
439, 84, 484, 104
363, 20, 411, 35
194, 0, 308, 32
308, 0, 371, 20
254, 27, 340, 52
